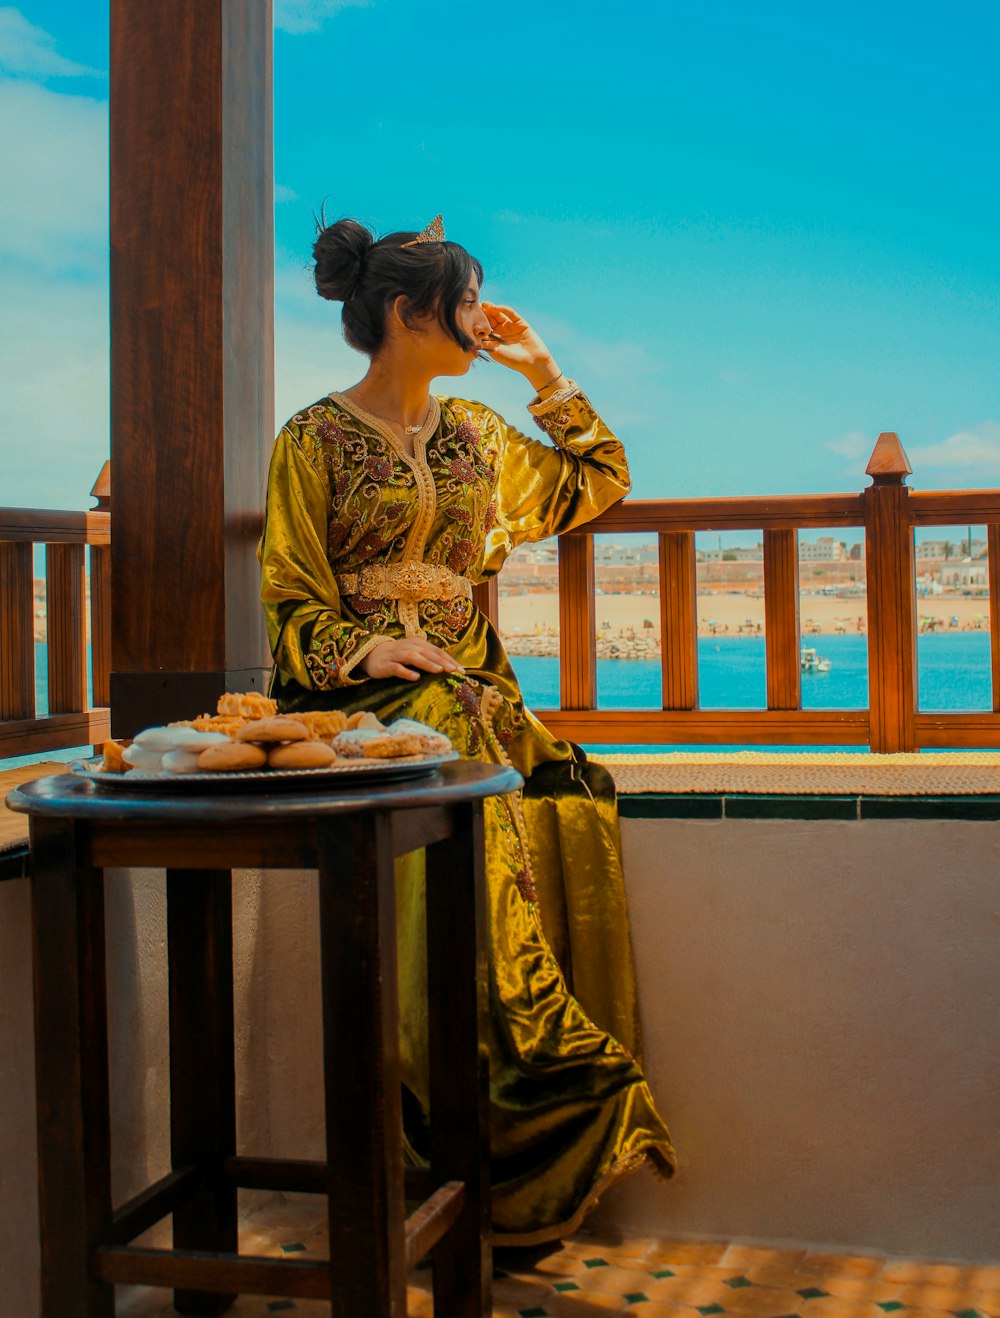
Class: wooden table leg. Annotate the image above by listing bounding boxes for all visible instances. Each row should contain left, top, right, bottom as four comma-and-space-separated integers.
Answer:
426, 800, 492, 1318
29, 816, 115, 1317
318, 814, 408, 1317
167, 867, 238, 1315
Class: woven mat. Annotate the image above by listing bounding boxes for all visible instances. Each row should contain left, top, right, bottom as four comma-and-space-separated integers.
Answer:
593, 751, 1000, 796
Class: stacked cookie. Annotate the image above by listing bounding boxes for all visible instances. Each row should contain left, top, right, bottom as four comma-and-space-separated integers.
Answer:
100, 693, 453, 776
200, 716, 338, 772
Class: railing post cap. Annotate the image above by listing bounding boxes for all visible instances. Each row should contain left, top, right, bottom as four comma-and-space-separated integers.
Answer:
866, 432, 912, 484
90, 460, 110, 509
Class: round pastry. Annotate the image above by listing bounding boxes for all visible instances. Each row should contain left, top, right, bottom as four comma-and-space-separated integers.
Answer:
164, 727, 232, 751
346, 710, 385, 731
362, 734, 425, 760
161, 749, 203, 774
235, 716, 309, 744
217, 691, 278, 719
134, 725, 183, 752
385, 719, 452, 755
330, 728, 382, 757
197, 741, 268, 772
268, 740, 338, 769
122, 744, 166, 771
136, 725, 233, 753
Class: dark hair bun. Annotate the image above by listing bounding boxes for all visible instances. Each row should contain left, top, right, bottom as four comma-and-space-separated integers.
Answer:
313, 217, 374, 302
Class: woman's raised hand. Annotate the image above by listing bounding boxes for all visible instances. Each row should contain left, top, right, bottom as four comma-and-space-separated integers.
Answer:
359, 637, 465, 682
481, 302, 562, 391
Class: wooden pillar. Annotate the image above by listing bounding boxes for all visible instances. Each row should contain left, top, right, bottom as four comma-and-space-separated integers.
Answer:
763, 529, 801, 710
46, 544, 88, 714
110, 0, 273, 735
0, 541, 35, 721
558, 536, 597, 710
864, 433, 916, 752
658, 531, 699, 709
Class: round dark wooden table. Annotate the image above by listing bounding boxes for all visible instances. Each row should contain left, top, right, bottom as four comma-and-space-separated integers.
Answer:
8, 759, 522, 1318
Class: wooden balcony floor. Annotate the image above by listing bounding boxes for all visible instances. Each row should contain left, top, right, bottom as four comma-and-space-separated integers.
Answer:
115, 1196, 1000, 1317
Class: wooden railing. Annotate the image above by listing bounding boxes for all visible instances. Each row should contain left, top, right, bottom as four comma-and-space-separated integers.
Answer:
0, 465, 111, 758
497, 433, 1000, 752
4, 438, 999, 759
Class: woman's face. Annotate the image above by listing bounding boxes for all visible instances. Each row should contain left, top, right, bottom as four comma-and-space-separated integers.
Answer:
404, 274, 492, 375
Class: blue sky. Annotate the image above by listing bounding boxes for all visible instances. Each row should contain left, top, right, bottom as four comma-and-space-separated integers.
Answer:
2, 0, 998, 514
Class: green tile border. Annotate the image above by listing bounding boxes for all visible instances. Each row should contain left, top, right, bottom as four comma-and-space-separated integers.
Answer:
618, 794, 723, 819
724, 794, 858, 820
860, 795, 1000, 820
619, 793, 1000, 822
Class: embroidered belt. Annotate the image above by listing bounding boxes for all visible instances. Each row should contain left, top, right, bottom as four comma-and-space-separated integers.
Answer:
336, 562, 474, 603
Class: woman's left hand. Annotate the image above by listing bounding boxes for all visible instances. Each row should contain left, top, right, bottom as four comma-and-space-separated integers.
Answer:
481, 302, 561, 390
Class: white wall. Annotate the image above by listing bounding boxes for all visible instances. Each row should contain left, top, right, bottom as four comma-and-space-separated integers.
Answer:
591, 817, 1000, 1263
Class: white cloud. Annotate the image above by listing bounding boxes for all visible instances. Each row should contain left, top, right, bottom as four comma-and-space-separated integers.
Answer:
274, 183, 300, 204
827, 423, 1000, 489
0, 76, 109, 506
0, 267, 109, 509
907, 423, 1000, 472
273, 0, 372, 35
826, 429, 873, 464
0, 8, 103, 78
0, 78, 108, 273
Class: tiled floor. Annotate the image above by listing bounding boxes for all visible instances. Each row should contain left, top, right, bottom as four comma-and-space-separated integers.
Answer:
114, 1195, 1000, 1317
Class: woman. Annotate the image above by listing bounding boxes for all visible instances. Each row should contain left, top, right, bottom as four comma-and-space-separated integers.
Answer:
259, 215, 676, 1243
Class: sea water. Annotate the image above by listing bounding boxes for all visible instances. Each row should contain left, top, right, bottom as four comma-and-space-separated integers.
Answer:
509, 632, 993, 753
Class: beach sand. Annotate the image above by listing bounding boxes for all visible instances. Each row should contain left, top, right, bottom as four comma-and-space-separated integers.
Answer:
497, 588, 991, 642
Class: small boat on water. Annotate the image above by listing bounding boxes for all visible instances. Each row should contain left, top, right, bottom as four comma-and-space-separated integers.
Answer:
800, 646, 831, 673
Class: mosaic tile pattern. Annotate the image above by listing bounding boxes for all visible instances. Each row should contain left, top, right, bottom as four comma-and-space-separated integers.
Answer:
113, 1198, 1000, 1317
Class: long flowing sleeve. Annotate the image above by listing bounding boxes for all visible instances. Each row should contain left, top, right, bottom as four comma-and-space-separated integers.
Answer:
479, 382, 631, 577
259, 423, 393, 690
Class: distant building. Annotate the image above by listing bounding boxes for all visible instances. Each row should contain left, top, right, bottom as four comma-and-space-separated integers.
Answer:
915, 539, 955, 560
942, 561, 988, 590
595, 544, 658, 565
915, 537, 987, 561
798, 537, 848, 562
698, 542, 763, 562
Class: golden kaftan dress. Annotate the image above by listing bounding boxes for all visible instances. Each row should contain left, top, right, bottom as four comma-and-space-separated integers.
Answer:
259, 381, 676, 1243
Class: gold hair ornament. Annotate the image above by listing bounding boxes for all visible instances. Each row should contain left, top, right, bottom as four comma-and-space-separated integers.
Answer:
401, 214, 445, 247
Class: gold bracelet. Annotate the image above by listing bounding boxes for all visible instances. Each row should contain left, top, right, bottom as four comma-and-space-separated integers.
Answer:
535, 368, 566, 395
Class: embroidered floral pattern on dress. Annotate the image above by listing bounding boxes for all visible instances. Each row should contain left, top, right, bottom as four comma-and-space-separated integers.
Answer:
447, 538, 475, 573
305, 640, 345, 689
356, 528, 386, 557
454, 680, 481, 718
515, 867, 538, 905
448, 455, 475, 483
364, 454, 393, 481
327, 521, 349, 556
315, 419, 344, 446
456, 418, 483, 448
